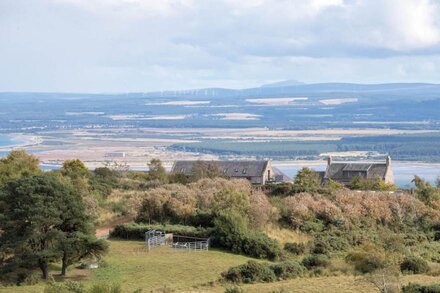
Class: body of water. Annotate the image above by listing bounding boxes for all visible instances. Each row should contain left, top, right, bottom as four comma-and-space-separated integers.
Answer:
0, 135, 17, 147
275, 162, 440, 188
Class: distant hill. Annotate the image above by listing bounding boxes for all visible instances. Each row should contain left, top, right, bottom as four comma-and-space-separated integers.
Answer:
260, 79, 305, 88
143, 82, 440, 100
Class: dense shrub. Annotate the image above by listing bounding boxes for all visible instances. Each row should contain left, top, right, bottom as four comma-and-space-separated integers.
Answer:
135, 184, 197, 224
301, 254, 330, 269
270, 261, 305, 279
400, 256, 430, 274
402, 283, 440, 293
222, 261, 276, 283
212, 211, 283, 260
109, 223, 209, 240
44, 281, 87, 293
346, 244, 388, 274
222, 260, 304, 284
311, 234, 350, 254
284, 242, 307, 255
249, 190, 279, 229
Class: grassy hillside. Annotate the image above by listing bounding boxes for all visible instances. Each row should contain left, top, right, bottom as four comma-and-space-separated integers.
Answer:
3, 240, 440, 293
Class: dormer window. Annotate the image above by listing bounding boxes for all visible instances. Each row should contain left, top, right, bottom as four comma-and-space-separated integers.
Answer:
180, 168, 185, 172
234, 168, 238, 172
242, 168, 247, 174
223, 168, 228, 174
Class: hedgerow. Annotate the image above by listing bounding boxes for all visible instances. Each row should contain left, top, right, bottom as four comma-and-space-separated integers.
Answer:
109, 223, 210, 240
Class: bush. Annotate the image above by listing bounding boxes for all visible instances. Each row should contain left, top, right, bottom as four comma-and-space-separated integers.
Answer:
44, 281, 87, 293
16, 271, 40, 286
212, 211, 282, 260
402, 283, 440, 293
224, 287, 245, 293
270, 261, 305, 279
110, 223, 209, 240
222, 261, 276, 284
89, 283, 122, 293
301, 254, 330, 269
284, 242, 306, 255
311, 234, 350, 254
400, 256, 430, 274
346, 245, 388, 274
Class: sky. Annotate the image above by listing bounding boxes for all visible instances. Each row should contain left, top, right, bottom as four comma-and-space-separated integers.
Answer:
1, 0, 440, 93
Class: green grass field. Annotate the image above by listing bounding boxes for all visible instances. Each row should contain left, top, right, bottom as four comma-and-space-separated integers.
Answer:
2, 240, 440, 293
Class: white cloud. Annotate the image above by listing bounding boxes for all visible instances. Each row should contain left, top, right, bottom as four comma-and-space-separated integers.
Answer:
0, 0, 440, 92
345, 0, 440, 51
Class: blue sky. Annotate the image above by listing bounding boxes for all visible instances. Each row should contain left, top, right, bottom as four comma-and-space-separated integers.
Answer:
1, 0, 440, 92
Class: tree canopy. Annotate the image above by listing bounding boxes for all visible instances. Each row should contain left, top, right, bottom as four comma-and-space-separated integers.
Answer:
0, 174, 107, 280
0, 150, 40, 186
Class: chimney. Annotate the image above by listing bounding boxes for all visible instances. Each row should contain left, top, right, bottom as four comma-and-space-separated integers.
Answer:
327, 155, 333, 166
386, 155, 391, 167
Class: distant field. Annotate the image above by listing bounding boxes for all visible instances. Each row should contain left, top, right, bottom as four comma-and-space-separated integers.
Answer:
169, 140, 338, 158
2, 240, 440, 293
170, 132, 440, 162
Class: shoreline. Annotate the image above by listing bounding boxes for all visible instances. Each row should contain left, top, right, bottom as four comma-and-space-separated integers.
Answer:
0, 134, 43, 150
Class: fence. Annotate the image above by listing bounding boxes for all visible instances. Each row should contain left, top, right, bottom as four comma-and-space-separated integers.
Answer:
145, 231, 210, 252
171, 235, 210, 252
145, 230, 166, 252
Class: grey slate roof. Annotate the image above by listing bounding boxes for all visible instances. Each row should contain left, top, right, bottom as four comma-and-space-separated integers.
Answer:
172, 160, 270, 178
272, 167, 291, 182
324, 162, 388, 184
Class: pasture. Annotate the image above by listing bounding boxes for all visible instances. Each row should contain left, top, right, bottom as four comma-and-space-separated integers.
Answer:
2, 240, 439, 293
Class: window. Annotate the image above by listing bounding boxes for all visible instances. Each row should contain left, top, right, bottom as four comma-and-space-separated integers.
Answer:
242, 168, 247, 174
180, 168, 185, 172
223, 168, 228, 174
234, 168, 239, 172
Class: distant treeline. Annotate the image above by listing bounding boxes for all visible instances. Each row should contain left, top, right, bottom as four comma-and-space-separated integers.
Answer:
338, 133, 440, 162
169, 140, 337, 158
169, 132, 440, 162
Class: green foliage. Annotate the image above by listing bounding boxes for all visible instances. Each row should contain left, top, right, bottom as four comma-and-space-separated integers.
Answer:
89, 167, 118, 199
0, 175, 73, 279
0, 150, 40, 186
350, 176, 397, 191
301, 254, 330, 269
189, 160, 226, 182
222, 260, 304, 284
400, 256, 430, 274
346, 244, 388, 274
284, 242, 307, 255
311, 234, 350, 254
221, 260, 276, 283
402, 283, 440, 293
44, 282, 122, 293
170, 140, 337, 158
211, 186, 250, 216
270, 261, 305, 279
110, 223, 209, 240
89, 283, 122, 293
62, 159, 89, 178
0, 174, 107, 279
212, 211, 282, 260
413, 176, 440, 205
135, 184, 197, 224
168, 172, 190, 184
148, 159, 168, 183
293, 168, 322, 193
45, 281, 87, 293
